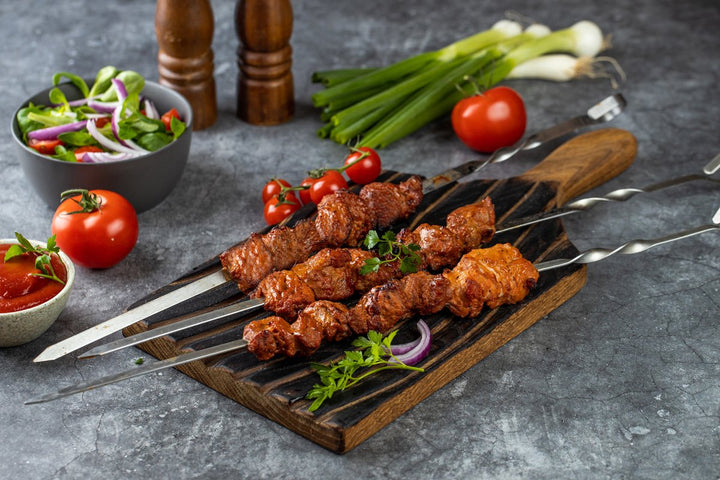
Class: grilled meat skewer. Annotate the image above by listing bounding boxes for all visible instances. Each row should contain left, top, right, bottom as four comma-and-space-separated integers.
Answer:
220, 177, 423, 292
253, 197, 496, 318
244, 243, 539, 360
79, 197, 496, 360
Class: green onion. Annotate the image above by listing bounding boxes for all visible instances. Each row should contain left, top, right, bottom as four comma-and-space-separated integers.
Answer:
311, 20, 607, 149
312, 68, 378, 87
311, 19, 523, 109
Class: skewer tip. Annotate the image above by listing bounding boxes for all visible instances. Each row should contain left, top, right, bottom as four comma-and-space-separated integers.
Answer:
32, 348, 63, 363
24, 393, 58, 405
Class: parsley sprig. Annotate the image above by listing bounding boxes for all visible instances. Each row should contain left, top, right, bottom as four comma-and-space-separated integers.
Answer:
360, 230, 421, 275
306, 330, 424, 412
3, 233, 65, 284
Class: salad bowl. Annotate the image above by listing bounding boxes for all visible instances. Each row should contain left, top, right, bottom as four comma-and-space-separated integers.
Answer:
11, 80, 193, 213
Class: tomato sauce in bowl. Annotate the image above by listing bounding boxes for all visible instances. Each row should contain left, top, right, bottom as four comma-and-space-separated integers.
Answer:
0, 244, 68, 313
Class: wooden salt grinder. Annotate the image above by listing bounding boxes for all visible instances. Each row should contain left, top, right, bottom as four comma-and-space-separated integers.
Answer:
155, 0, 217, 130
235, 0, 294, 125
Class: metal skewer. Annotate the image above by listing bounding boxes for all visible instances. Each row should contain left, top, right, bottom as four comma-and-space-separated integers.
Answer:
33, 93, 625, 363
498, 152, 720, 233
78, 153, 720, 360
420, 93, 626, 189
26, 204, 720, 405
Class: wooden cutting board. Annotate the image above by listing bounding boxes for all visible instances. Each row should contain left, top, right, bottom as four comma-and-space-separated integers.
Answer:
123, 128, 637, 453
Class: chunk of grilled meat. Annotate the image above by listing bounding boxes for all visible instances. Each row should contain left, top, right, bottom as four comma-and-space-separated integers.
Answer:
243, 243, 539, 361
220, 177, 423, 293
250, 198, 496, 319
397, 196, 496, 271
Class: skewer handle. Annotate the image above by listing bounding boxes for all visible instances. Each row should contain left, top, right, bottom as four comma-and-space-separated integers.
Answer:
421, 94, 626, 191
535, 222, 720, 272
484, 93, 627, 167
235, 0, 294, 125
498, 163, 720, 235
155, 0, 218, 130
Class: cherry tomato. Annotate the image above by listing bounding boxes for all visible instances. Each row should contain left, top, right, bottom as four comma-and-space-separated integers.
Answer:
73, 145, 104, 162
160, 108, 181, 131
298, 176, 317, 205
451, 86, 527, 153
309, 170, 348, 204
94, 117, 111, 129
343, 147, 382, 185
28, 138, 63, 155
51, 189, 139, 269
261, 178, 292, 204
263, 193, 301, 225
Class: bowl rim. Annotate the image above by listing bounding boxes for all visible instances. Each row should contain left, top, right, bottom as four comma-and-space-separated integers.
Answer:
0, 238, 75, 318
10, 79, 193, 167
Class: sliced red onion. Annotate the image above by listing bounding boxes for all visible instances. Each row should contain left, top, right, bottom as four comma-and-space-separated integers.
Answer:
88, 99, 119, 113
50, 98, 91, 108
142, 98, 159, 119
111, 78, 128, 103
111, 105, 149, 153
390, 337, 421, 355
28, 120, 87, 141
390, 320, 431, 366
83, 113, 111, 120
86, 118, 142, 155
81, 151, 137, 163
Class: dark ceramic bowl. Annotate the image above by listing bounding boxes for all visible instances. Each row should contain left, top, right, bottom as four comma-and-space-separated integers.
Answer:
11, 80, 193, 213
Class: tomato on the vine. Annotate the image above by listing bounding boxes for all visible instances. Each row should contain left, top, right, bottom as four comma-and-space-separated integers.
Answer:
343, 147, 382, 185
51, 189, 138, 269
263, 193, 301, 225
262, 178, 292, 204
451, 86, 527, 153
309, 170, 348, 204
298, 176, 317, 205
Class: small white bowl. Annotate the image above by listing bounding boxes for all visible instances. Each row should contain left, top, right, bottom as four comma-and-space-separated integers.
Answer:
0, 238, 75, 347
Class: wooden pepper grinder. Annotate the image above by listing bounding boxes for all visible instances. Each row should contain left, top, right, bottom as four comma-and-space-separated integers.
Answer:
235, 0, 294, 125
155, 0, 217, 130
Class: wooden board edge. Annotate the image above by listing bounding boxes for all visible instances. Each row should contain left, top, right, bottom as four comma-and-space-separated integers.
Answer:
124, 264, 588, 454
338, 264, 588, 453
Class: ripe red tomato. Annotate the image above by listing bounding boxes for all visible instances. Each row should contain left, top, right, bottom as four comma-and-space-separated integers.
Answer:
160, 108, 181, 131
309, 170, 348, 204
451, 86, 527, 153
298, 176, 317, 205
28, 138, 63, 155
263, 193, 301, 225
261, 178, 292, 204
51, 189, 139, 269
343, 147, 382, 184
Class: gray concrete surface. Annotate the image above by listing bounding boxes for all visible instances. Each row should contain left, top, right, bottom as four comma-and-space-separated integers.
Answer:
1, 0, 718, 478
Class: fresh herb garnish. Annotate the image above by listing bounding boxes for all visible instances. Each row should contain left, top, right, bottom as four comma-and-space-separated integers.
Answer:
360, 230, 421, 275
306, 330, 424, 412
3, 233, 65, 284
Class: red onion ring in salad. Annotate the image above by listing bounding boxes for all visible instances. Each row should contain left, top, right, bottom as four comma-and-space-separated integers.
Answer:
86, 118, 143, 155
81, 152, 137, 163
110, 105, 148, 153
27, 120, 87, 141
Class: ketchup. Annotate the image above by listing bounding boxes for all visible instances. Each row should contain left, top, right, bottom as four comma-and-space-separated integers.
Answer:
0, 244, 67, 313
